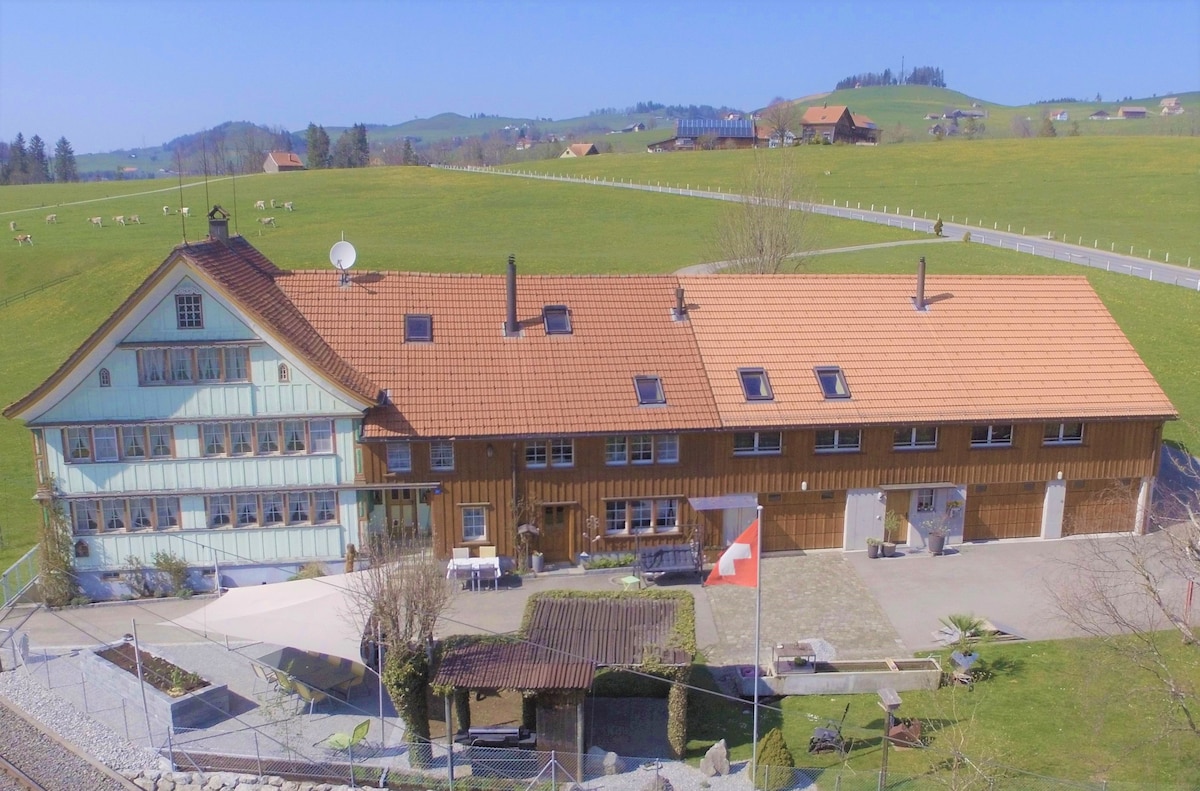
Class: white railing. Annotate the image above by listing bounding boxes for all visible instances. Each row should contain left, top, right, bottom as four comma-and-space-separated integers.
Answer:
0, 546, 39, 610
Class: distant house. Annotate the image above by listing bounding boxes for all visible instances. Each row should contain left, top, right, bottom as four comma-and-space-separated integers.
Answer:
263, 152, 305, 173
1048, 110, 1069, 122
1088, 109, 1111, 120
757, 124, 797, 148
618, 122, 646, 133
850, 113, 880, 144
1160, 97, 1184, 116
724, 112, 743, 121
646, 119, 758, 152
560, 143, 599, 158
797, 105, 879, 144
1118, 106, 1148, 119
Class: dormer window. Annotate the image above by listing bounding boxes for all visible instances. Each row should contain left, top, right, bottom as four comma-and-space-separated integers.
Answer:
405, 314, 433, 342
815, 367, 850, 399
634, 376, 665, 405
175, 293, 203, 329
738, 368, 773, 401
543, 305, 572, 334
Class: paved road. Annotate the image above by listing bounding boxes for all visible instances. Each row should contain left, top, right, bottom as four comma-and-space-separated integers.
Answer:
437, 165, 1200, 291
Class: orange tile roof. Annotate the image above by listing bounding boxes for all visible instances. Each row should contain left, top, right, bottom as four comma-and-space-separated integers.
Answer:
678, 274, 1176, 428
268, 151, 304, 168
277, 271, 720, 438
801, 105, 850, 125
564, 143, 598, 157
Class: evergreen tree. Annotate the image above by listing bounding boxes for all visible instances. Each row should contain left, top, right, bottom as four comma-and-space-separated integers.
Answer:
28, 135, 50, 183
305, 123, 330, 169
401, 138, 418, 165
330, 129, 356, 168
1038, 118, 1058, 138
3, 132, 29, 185
351, 123, 370, 167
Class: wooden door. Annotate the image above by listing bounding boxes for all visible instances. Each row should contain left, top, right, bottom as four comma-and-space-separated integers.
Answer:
764, 491, 845, 551
963, 483, 1044, 541
1062, 479, 1137, 536
541, 505, 574, 563
884, 490, 911, 542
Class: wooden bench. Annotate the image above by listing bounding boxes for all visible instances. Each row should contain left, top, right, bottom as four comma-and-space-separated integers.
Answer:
635, 543, 703, 584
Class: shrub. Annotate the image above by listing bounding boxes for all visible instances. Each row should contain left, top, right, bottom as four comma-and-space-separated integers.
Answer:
962, 231, 972, 243
754, 727, 795, 791
933, 217, 944, 237
583, 553, 635, 570
152, 551, 190, 596
290, 562, 327, 581
122, 556, 154, 598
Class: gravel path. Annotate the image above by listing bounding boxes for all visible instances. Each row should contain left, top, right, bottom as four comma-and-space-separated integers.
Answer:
0, 696, 129, 790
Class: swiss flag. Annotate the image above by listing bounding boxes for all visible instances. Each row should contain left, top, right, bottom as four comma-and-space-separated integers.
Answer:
706, 519, 759, 587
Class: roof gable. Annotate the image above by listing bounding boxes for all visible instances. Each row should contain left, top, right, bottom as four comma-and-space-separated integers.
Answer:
801, 105, 852, 126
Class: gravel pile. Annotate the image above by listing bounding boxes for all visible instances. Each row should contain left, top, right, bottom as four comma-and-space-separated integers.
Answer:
0, 696, 129, 790
122, 770, 386, 791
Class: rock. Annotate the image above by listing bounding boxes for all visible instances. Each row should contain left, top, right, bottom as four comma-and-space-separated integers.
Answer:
603, 751, 625, 775
282, 783, 300, 791
265, 777, 285, 787
700, 739, 730, 776
155, 780, 176, 791
204, 777, 225, 791
134, 780, 155, 791
176, 785, 202, 791
234, 784, 257, 791
640, 777, 673, 791
144, 771, 163, 782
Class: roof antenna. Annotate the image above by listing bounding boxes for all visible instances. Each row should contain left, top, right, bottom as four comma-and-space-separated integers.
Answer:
174, 148, 187, 242
230, 152, 240, 237
201, 130, 211, 222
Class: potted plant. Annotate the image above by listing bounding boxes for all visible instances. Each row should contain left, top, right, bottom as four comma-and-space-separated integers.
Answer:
939, 613, 988, 683
882, 512, 904, 557
865, 537, 882, 559
925, 519, 950, 556
530, 551, 544, 574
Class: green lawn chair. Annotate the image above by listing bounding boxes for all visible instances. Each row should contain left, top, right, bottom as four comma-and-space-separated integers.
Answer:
321, 718, 370, 762
332, 662, 367, 699
292, 678, 329, 714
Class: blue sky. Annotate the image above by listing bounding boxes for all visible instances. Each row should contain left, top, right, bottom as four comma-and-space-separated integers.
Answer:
1, 0, 1197, 154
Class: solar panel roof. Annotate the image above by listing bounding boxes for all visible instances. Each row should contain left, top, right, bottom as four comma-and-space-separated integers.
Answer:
676, 119, 755, 139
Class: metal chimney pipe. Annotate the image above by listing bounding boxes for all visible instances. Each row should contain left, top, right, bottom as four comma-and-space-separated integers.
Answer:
915, 256, 926, 311
674, 286, 686, 318
506, 254, 518, 335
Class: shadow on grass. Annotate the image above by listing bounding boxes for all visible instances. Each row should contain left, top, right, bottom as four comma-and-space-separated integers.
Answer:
686, 663, 783, 760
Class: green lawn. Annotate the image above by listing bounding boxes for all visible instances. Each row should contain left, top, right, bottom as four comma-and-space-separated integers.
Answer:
688, 636, 1200, 787
514, 137, 1200, 265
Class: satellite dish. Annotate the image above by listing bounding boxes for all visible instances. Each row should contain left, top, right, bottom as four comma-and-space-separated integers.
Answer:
330, 240, 357, 271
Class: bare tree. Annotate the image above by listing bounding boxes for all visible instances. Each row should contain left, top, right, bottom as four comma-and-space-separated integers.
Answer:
760, 98, 801, 147
712, 150, 815, 274
345, 538, 455, 652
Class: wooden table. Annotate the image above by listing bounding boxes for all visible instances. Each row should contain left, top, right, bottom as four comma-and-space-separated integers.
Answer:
258, 647, 357, 696
445, 557, 503, 591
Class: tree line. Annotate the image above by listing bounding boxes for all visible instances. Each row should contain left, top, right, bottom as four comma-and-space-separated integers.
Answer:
835, 65, 946, 90
0, 133, 78, 184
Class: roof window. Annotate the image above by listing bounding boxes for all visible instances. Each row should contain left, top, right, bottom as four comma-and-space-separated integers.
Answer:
634, 376, 666, 405
738, 368, 773, 401
405, 314, 432, 342
543, 305, 572, 335
815, 367, 850, 399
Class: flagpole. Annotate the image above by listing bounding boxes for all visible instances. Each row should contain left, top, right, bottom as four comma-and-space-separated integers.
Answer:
752, 503, 764, 778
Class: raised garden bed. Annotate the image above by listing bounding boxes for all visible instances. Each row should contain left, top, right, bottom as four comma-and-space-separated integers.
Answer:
86, 643, 228, 729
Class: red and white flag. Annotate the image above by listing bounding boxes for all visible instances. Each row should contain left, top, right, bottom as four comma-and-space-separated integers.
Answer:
706, 519, 759, 587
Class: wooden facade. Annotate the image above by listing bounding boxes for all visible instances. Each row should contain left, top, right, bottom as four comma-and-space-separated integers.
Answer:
359, 418, 1165, 559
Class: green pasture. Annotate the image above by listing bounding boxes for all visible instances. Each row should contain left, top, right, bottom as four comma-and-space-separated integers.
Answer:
515, 137, 1200, 265
688, 635, 1200, 787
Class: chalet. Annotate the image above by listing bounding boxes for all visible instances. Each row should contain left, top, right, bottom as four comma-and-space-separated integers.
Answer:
1160, 97, 1184, 116
560, 143, 599, 158
617, 122, 646, 133
1088, 110, 1111, 120
1048, 110, 1070, 122
850, 113, 880, 144
5, 223, 1175, 595
646, 119, 758, 152
1118, 106, 1148, 119
262, 151, 305, 173
801, 105, 855, 143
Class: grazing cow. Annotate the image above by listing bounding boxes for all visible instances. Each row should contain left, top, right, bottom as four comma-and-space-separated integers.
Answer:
8, 221, 16, 232
128, 214, 142, 224
13, 234, 33, 245
254, 200, 266, 210
180, 207, 190, 217
45, 213, 57, 224
88, 216, 103, 228
283, 201, 294, 212
258, 216, 277, 227
163, 205, 171, 216
113, 216, 126, 226
270, 198, 277, 208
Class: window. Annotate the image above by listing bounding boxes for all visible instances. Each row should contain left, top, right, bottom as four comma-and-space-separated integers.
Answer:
431, 441, 455, 471
631, 500, 653, 532
149, 425, 173, 458
550, 438, 574, 467
630, 435, 654, 464
103, 500, 126, 532
656, 434, 679, 464
1044, 422, 1084, 445
288, 492, 309, 524
155, 498, 179, 529
175, 293, 203, 329
170, 348, 193, 383
283, 421, 306, 453
209, 495, 232, 527
257, 422, 280, 454
121, 426, 146, 459
66, 427, 92, 461
277, 363, 290, 383
315, 491, 337, 522
525, 441, 547, 468
738, 368, 773, 401
605, 500, 626, 533
386, 442, 412, 472
197, 348, 223, 381
605, 436, 628, 465
543, 305, 572, 334
654, 499, 679, 530
263, 493, 285, 525
72, 500, 99, 533
405, 314, 433, 342
971, 424, 1013, 448
229, 422, 253, 455
894, 426, 938, 450
202, 424, 227, 456
462, 506, 487, 541
733, 431, 782, 455
224, 347, 249, 381
634, 375, 665, 405
310, 420, 333, 454
815, 367, 851, 399
98, 368, 111, 387
140, 349, 167, 384
604, 499, 680, 535
93, 427, 119, 462
130, 498, 154, 530
916, 488, 936, 513
236, 494, 258, 526
815, 429, 861, 453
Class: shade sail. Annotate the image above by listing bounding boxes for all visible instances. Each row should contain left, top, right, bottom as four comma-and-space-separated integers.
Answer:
172, 571, 369, 664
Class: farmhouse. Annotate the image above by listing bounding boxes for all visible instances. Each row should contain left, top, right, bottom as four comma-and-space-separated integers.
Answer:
1048, 109, 1070, 122
560, 143, 599, 158
1118, 106, 1148, 119
1088, 110, 1111, 120
262, 151, 305, 173
646, 119, 758, 151
4, 221, 1175, 594
799, 105, 880, 144
1159, 97, 1184, 116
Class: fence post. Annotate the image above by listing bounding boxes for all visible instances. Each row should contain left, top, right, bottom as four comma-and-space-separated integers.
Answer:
121, 699, 129, 740
254, 732, 262, 781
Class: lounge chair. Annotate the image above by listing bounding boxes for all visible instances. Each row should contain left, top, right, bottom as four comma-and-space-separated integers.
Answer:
333, 662, 367, 698
318, 719, 370, 762
292, 679, 329, 714
250, 661, 280, 694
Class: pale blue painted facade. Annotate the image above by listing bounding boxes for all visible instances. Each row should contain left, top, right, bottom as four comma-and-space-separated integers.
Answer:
23, 269, 373, 598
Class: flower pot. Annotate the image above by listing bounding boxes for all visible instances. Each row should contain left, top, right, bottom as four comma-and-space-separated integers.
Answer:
928, 533, 947, 556
531, 554, 544, 573
867, 543, 881, 559
882, 541, 897, 558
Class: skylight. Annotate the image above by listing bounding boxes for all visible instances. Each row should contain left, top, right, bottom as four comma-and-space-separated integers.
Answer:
814, 367, 850, 399
634, 376, 666, 405
738, 368, 773, 401
405, 314, 432, 342
543, 305, 572, 334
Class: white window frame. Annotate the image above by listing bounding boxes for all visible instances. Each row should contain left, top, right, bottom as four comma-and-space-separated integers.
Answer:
815, 428, 861, 453
155, 498, 179, 530
916, 488, 936, 513
209, 495, 232, 527
894, 426, 938, 450
257, 422, 280, 455
1043, 422, 1084, 446
236, 494, 259, 527
310, 420, 334, 454
550, 438, 574, 468
971, 424, 1014, 448
386, 441, 412, 472
431, 440, 455, 472
605, 436, 628, 465
262, 493, 285, 525
288, 492, 310, 525
93, 426, 119, 462
630, 435, 654, 465
102, 499, 126, 532
314, 491, 337, 523
525, 441, 548, 469
655, 434, 679, 464
202, 423, 227, 457
196, 347, 223, 381
733, 431, 783, 456
72, 500, 99, 533
229, 422, 254, 456
66, 427, 92, 461
462, 505, 487, 541
283, 421, 307, 453
604, 498, 681, 535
